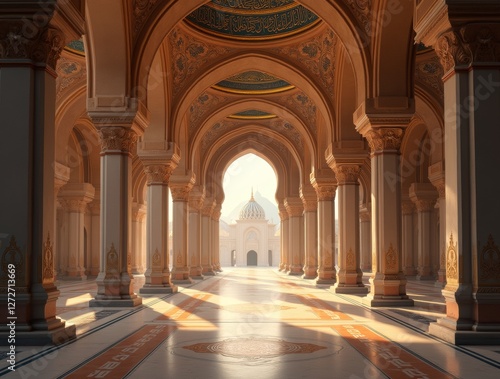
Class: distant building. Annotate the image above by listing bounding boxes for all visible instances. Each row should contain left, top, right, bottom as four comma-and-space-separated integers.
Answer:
220, 191, 280, 267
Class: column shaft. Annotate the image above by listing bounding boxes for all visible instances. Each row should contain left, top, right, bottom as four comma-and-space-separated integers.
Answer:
171, 184, 193, 284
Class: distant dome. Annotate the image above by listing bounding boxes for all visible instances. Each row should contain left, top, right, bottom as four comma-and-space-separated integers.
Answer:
239, 191, 266, 220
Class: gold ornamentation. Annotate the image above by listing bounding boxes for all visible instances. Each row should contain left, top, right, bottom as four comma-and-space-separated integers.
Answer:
152, 248, 161, 269
42, 233, 54, 282
98, 127, 137, 154
365, 128, 404, 153
479, 234, 500, 283
106, 243, 120, 279
144, 164, 175, 185
333, 165, 361, 185
385, 243, 397, 271
446, 233, 458, 281
346, 248, 356, 270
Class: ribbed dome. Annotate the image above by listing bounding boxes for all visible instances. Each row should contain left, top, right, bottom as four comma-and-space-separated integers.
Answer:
239, 191, 266, 220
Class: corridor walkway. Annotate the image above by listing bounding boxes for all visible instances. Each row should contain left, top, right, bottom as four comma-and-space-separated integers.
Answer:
2, 268, 499, 378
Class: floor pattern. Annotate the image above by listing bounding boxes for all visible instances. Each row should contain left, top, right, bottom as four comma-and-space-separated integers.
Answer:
1, 268, 499, 378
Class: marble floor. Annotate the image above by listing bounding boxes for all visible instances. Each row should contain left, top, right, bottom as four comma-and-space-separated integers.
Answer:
1, 268, 499, 378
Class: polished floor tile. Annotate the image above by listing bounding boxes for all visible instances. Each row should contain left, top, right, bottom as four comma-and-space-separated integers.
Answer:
1, 268, 499, 378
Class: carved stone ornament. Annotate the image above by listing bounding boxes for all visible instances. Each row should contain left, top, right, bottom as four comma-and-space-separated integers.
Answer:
413, 199, 436, 212
188, 196, 205, 211
385, 243, 398, 271
42, 233, 54, 283
359, 210, 371, 222
106, 243, 120, 279
435, 30, 472, 73
201, 204, 214, 217
446, 233, 458, 282
279, 210, 289, 221
461, 23, 500, 64
132, 0, 161, 40
60, 198, 88, 213
1, 236, 25, 288
401, 201, 415, 215
365, 128, 404, 153
333, 165, 361, 185
314, 185, 337, 201
170, 185, 192, 201
98, 127, 138, 154
479, 234, 500, 284
0, 23, 64, 70
144, 164, 174, 185
152, 248, 162, 270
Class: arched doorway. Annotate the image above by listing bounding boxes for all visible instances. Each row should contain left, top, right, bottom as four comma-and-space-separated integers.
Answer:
247, 250, 258, 266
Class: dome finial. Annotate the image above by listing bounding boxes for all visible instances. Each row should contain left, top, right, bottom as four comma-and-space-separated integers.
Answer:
250, 187, 254, 201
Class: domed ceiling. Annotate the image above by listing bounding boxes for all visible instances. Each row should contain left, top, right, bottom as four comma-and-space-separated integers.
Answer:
212, 70, 294, 94
185, 0, 320, 41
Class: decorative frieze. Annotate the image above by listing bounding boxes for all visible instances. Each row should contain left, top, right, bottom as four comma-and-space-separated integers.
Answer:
98, 127, 138, 154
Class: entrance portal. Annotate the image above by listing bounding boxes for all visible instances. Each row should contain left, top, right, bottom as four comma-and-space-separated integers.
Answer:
247, 250, 258, 266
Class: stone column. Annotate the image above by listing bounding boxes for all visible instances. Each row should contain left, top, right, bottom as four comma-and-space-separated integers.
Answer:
429, 163, 447, 286
359, 205, 372, 271
54, 163, 70, 278
89, 200, 101, 276
311, 178, 337, 285
300, 188, 318, 279
170, 180, 194, 284
410, 183, 438, 280
59, 183, 95, 280
188, 187, 205, 279
331, 164, 368, 294
415, 6, 500, 341
88, 124, 142, 306
355, 123, 413, 307
201, 199, 216, 275
0, 12, 76, 343
131, 203, 146, 274
137, 143, 179, 295
401, 199, 417, 277
285, 198, 304, 275
212, 203, 222, 272
278, 203, 289, 271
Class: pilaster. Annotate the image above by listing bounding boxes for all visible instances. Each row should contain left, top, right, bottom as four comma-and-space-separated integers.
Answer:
188, 186, 205, 279
201, 199, 216, 276
285, 197, 304, 275
401, 199, 417, 277
0, 7, 76, 344
131, 202, 146, 274
311, 174, 337, 285
329, 160, 368, 294
278, 202, 289, 272
359, 205, 372, 272
58, 183, 95, 280
416, 4, 500, 343
428, 162, 446, 286
137, 142, 179, 295
409, 183, 438, 281
170, 174, 195, 284
355, 107, 414, 307
300, 186, 318, 279
212, 203, 222, 272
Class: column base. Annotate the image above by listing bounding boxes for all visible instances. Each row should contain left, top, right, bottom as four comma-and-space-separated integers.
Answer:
0, 324, 76, 346
139, 285, 178, 295
302, 266, 318, 279
316, 278, 336, 285
331, 284, 369, 294
172, 278, 194, 285
90, 297, 142, 307
429, 319, 500, 345
302, 274, 318, 279
362, 294, 414, 307
288, 265, 304, 275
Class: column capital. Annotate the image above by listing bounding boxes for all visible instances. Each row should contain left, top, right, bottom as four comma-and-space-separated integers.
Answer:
188, 186, 205, 211
409, 182, 438, 212
364, 128, 404, 154
284, 197, 303, 218
359, 207, 371, 222
299, 186, 317, 212
0, 20, 64, 70
201, 199, 215, 217
212, 204, 222, 221
58, 183, 95, 212
332, 164, 362, 185
401, 200, 415, 215
144, 164, 175, 185
97, 126, 138, 155
170, 182, 194, 202
54, 162, 70, 195
132, 203, 147, 221
278, 203, 289, 221
428, 162, 445, 199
